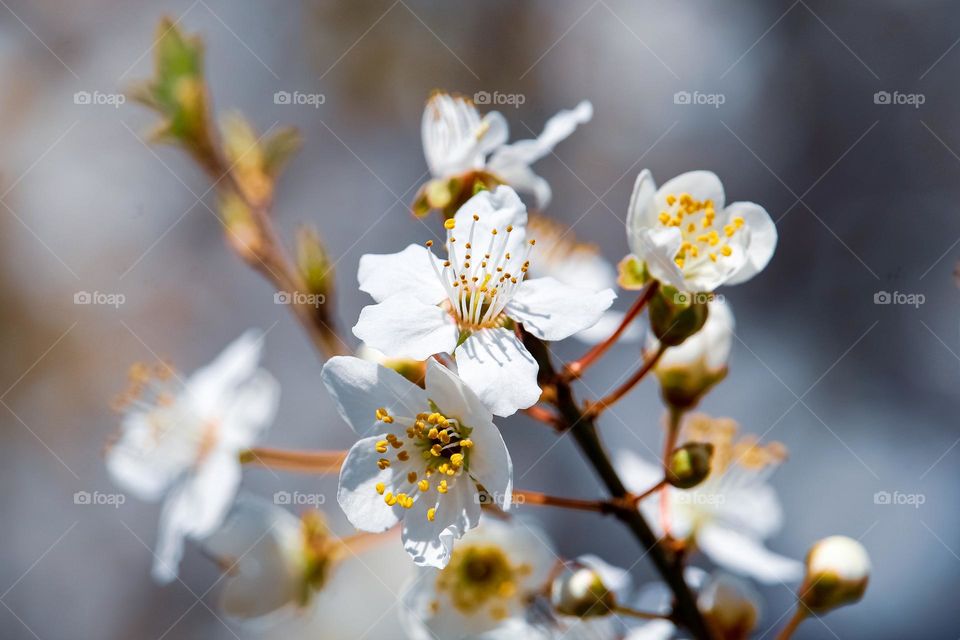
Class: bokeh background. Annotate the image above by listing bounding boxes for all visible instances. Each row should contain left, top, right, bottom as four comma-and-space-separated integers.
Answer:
2, 1, 958, 638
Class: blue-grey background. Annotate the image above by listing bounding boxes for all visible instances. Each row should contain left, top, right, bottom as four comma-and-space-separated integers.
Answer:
1, 1, 957, 638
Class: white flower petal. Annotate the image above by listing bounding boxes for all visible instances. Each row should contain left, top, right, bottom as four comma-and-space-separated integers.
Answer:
486, 160, 552, 210
353, 295, 459, 361
338, 436, 403, 533
654, 297, 734, 371
218, 369, 280, 449
655, 170, 725, 212
723, 202, 778, 286
627, 169, 658, 248
322, 356, 428, 436
152, 450, 241, 583
624, 620, 677, 640
718, 482, 785, 540
465, 420, 513, 510
506, 276, 615, 341
633, 226, 688, 291
456, 327, 540, 417
696, 524, 803, 584
422, 93, 508, 177
106, 411, 185, 501
184, 329, 265, 417
402, 476, 480, 568
201, 495, 304, 622
424, 358, 490, 423
358, 244, 448, 305
452, 185, 528, 244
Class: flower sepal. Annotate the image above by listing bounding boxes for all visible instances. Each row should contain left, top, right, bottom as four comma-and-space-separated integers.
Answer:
648, 285, 709, 347
617, 255, 650, 290
657, 362, 728, 410
411, 171, 502, 219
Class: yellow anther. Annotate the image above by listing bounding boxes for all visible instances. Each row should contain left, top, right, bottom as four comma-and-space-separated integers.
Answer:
444, 218, 456, 230
439, 430, 451, 445
384, 492, 397, 506
506, 225, 513, 232
491, 228, 498, 235
721, 245, 733, 257
427, 507, 436, 521
709, 252, 718, 262
666, 194, 677, 206
459, 439, 474, 448
418, 479, 430, 491
437, 480, 448, 494
723, 224, 736, 237
375, 443, 388, 454
431, 444, 443, 457
675, 257, 685, 268
450, 453, 464, 467
427, 427, 439, 440
658, 212, 670, 224
378, 458, 391, 470
425, 240, 434, 247
375, 482, 386, 495
438, 463, 450, 474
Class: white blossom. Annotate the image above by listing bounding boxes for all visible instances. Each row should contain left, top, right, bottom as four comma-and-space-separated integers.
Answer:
626, 170, 777, 293
617, 415, 802, 584
107, 330, 279, 582
322, 356, 513, 568
354, 186, 615, 416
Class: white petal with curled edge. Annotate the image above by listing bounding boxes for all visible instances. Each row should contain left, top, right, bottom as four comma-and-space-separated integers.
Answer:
151, 450, 241, 583
633, 226, 688, 291
626, 169, 658, 250
402, 475, 480, 568
465, 419, 513, 510
489, 100, 593, 167
506, 276, 615, 342
486, 159, 551, 209
353, 295, 459, 361
186, 329, 265, 418
358, 244, 448, 305
722, 201, 778, 286
322, 356, 428, 436
201, 495, 303, 622
655, 170, 725, 212
456, 327, 540, 417
451, 185, 529, 247
338, 436, 403, 533
423, 358, 490, 424
422, 93, 507, 177
696, 524, 803, 584
218, 369, 280, 449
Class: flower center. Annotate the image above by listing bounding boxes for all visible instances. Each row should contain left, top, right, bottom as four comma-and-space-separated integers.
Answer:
656, 193, 744, 270
371, 404, 476, 522
426, 213, 536, 331
432, 543, 532, 618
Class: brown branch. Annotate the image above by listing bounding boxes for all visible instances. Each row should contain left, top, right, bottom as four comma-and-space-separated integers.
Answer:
513, 489, 618, 514
584, 344, 667, 418
240, 447, 346, 474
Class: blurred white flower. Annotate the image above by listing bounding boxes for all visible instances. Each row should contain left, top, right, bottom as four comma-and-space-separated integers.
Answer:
649, 297, 734, 407
527, 213, 641, 344
422, 91, 592, 208
322, 356, 512, 568
201, 495, 340, 626
354, 186, 615, 416
626, 170, 776, 293
399, 516, 556, 639
616, 415, 802, 584
107, 330, 279, 583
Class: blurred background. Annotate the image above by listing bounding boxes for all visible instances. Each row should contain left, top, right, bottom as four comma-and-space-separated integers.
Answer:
1, 0, 958, 638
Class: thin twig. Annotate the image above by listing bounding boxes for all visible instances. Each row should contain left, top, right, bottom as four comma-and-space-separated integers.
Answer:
240, 447, 346, 474
585, 344, 667, 418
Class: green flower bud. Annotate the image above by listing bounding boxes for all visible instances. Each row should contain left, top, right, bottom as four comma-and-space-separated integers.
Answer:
799, 536, 870, 613
667, 442, 714, 489
648, 286, 709, 347
550, 566, 617, 618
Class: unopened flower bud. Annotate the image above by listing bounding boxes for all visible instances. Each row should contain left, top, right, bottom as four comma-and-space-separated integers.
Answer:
799, 536, 870, 613
550, 566, 617, 618
296, 225, 333, 298
651, 298, 733, 409
698, 573, 760, 640
220, 192, 263, 261
667, 442, 714, 489
648, 286, 709, 347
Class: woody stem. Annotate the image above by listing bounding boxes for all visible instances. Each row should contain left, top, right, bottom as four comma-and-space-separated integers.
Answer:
512, 489, 617, 514
585, 344, 667, 418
